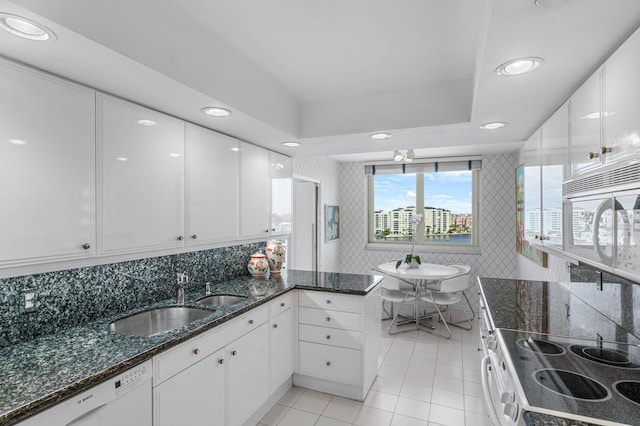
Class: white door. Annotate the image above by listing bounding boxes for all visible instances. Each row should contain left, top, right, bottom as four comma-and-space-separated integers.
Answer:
291, 180, 318, 271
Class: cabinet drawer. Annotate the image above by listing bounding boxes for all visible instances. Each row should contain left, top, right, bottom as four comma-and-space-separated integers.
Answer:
299, 324, 362, 350
298, 307, 362, 332
153, 330, 224, 386
153, 304, 268, 385
269, 291, 294, 318
299, 290, 363, 313
298, 341, 362, 385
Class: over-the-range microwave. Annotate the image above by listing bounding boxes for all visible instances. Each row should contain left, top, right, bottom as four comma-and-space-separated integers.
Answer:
563, 160, 640, 282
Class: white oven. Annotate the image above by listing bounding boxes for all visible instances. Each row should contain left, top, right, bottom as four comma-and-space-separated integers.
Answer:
481, 332, 525, 426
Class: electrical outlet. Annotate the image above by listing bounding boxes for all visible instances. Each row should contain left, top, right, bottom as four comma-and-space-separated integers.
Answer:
23, 291, 37, 312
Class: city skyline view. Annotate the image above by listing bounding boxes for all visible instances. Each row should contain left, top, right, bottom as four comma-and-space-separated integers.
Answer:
373, 171, 473, 214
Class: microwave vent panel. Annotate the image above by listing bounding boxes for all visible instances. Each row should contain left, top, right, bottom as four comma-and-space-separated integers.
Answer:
563, 162, 640, 197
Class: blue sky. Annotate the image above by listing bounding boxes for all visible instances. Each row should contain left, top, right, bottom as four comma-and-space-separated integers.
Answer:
374, 171, 473, 214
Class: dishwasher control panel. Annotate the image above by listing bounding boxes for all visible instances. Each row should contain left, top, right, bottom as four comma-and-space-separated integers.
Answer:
114, 361, 151, 396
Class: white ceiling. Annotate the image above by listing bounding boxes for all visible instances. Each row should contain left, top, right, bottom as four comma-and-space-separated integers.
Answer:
2, 0, 640, 162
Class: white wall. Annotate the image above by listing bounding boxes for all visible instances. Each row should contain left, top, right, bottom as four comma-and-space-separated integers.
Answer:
292, 156, 342, 272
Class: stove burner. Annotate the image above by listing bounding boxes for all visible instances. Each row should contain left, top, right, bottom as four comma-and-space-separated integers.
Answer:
516, 338, 565, 355
569, 345, 640, 368
533, 369, 610, 401
613, 381, 640, 406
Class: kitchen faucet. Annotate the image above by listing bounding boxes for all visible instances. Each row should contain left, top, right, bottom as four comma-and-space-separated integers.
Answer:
176, 272, 189, 304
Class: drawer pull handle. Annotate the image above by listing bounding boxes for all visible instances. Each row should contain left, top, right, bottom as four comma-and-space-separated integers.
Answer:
326, 361, 331, 366
218, 359, 224, 365
326, 335, 331, 340
280, 302, 285, 307
326, 300, 331, 304
273, 324, 278, 329
326, 317, 331, 322
231, 350, 237, 356
193, 348, 200, 355
248, 319, 254, 325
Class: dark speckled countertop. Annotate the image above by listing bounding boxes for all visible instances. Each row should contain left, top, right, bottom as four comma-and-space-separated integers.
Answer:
0, 270, 382, 426
478, 277, 640, 426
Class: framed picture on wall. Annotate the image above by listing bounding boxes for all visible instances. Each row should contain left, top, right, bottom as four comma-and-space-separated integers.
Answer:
325, 205, 340, 242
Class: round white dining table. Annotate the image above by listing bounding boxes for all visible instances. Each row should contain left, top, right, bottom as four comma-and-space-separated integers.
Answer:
376, 262, 460, 334
376, 262, 459, 281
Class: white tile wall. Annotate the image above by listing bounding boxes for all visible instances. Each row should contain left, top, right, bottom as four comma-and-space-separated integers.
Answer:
338, 154, 520, 308
292, 156, 342, 272
292, 153, 561, 305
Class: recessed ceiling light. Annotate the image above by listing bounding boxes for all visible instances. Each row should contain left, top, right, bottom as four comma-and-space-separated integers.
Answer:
202, 107, 231, 117
0, 13, 55, 41
230, 146, 240, 152
137, 119, 157, 126
535, 0, 568, 8
496, 57, 543, 76
282, 141, 301, 147
168, 153, 181, 157
8, 138, 27, 145
371, 132, 393, 140
480, 122, 508, 130
116, 157, 128, 162
581, 111, 615, 119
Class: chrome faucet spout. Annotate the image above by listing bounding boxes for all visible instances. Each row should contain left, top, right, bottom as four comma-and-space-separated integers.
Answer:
176, 273, 188, 304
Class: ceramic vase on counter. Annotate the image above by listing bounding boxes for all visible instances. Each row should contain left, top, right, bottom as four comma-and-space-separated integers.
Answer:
265, 240, 286, 274
247, 251, 268, 278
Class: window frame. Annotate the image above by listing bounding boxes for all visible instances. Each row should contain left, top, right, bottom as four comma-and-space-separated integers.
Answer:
366, 169, 481, 254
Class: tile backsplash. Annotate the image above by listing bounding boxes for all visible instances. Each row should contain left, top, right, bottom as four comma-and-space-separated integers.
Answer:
0, 243, 264, 348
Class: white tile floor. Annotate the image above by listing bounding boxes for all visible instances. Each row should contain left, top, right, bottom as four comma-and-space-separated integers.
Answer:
258, 315, 492, 426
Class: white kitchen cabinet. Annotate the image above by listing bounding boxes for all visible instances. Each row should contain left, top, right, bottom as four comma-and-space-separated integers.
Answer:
269, 293, 295, 394
239, 142, 292, 239
239, 141, 271, 239
0, 58, 95, 267
153, 348, 225, 426
540, 103, 569, 248
603, 27, 640, 166
227, 322, 269, 426
186, 123, 239, 244
97, 94, 185, 255
270, 152, 292, 235
569, 69, 604, 176
523, 129, 542, 245
294, 287, 381, 401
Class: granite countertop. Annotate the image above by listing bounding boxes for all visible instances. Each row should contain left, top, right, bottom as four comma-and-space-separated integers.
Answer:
0, 270, 383, 426
478, 277, 640, 426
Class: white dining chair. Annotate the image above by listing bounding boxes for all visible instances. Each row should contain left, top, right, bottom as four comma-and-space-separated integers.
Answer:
419, 271, 473, 339
445, 263, 474, 316
382, 285, 417, 335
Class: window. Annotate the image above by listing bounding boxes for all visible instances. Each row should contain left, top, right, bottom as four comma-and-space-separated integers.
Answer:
366, 158, 480, 249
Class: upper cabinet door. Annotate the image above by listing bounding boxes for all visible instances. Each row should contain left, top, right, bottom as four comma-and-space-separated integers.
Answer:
239, 142, 271, 239
604, 27, 640, 166
523, 129, 542, 245
569, 69, 603, 176
269, 152, 292, 235
186, 124, 239, 244
0, 59, 95, 266
97, 94, 185, 255
540, 102, 569, 248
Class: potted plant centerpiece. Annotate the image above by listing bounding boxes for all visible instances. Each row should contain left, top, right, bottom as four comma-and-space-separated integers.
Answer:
396, 213, 424, 269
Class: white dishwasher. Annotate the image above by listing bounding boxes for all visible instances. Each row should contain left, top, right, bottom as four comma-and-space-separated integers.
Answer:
18, 360, 152, 426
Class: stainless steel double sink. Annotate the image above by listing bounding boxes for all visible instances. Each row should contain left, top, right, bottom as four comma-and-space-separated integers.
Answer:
108, 294, 248, 337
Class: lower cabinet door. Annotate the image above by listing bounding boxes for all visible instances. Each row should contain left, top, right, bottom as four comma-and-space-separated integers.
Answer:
228, 322, 269, 426
153, 348, 225, 426
270, 308, 294, 394
298, 341, 362, 386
